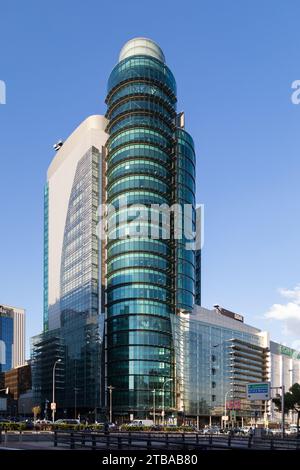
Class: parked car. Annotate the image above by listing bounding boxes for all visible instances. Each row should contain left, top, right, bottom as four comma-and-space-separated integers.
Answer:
128, 419, 154, 427
19, 419, 34, 430
0, 418, 11, 424
286, 425, 298, 435
269, 428, 281, 436
54, 419, 80, 425
108, 422, 117, 430
202, 426, 220, 434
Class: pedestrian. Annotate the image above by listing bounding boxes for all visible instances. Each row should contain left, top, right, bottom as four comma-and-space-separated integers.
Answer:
104, 421, 109, 435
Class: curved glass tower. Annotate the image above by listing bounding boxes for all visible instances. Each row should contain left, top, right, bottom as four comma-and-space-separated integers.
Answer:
105, 38, 196, 418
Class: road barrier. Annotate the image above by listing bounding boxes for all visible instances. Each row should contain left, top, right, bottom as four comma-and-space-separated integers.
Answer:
53, 430, 300, 451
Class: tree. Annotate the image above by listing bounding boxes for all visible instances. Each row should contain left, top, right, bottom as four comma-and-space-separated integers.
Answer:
32, 405, 41, 424
273, 383, 300, 433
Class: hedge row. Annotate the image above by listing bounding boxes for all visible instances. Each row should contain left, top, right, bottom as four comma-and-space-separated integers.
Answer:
0, 423, 27, 431
120, 425, 195, 432
0, 423, 104, 432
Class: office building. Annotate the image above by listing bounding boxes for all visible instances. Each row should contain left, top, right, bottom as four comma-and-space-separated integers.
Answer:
0, 304, 25, 371
32, 116, 108, 416
105, 37, 196, 418
31, 38, 300, 426
171, 305, 270, 425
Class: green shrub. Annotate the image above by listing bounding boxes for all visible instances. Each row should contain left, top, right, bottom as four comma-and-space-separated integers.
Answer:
53, 423, 87, 431
0, 423, 26, 431
120, 425, 152, 432
119, 424, 195, 432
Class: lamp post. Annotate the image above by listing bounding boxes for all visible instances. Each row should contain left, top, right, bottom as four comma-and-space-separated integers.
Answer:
152, 389, 156, 425
107, 385, 115, 423
224, 389, 232, 429
162, 378, 173, 426
52, 359, 61, 423
213, 339, 233, 428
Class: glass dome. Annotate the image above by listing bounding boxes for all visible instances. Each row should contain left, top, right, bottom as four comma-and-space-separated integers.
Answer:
119, 37, 165, 63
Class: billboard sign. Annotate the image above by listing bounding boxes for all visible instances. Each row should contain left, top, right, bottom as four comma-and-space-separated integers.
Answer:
246, 382, 270, 400
227, 399, 241, 410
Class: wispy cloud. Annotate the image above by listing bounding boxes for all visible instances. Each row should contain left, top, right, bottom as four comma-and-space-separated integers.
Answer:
264, 285, 300, 336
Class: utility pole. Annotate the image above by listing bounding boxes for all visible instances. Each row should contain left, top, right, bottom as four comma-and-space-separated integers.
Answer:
281, 352, 285, 438
107, 385, 115, 423
162, 379, 173, 426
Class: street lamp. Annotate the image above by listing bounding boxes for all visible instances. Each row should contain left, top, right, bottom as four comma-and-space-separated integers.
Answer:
213, 339, 234, 427
107, 385, 115, 423
224, 389, 233, 429
162, 378, 173, 426
152, 389, 156, 425
52, 359, 62, 423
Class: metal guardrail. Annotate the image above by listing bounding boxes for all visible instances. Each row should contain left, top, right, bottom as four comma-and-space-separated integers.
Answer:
53, 430, 300, 451
0, 430, 52, 444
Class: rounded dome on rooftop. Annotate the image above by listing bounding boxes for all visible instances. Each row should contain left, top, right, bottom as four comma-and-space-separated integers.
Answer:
119, 37, 165, 63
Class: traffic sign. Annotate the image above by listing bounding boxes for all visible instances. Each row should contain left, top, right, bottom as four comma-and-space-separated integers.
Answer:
51, 402, 56, 411
221, 415, 229, 421
246, 382, 270, 400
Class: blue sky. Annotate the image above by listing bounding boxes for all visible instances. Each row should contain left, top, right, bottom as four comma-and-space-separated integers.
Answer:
1, 0, 300, 356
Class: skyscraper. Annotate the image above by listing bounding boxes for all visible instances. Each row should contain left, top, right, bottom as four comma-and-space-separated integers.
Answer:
32, 38, 199, 421
105, 38, 196, 419
32, 116, 108, 416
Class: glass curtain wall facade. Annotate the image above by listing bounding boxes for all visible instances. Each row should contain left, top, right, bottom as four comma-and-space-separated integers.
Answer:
0, 311, 13, 372
43, 184, 49, 331
32, 116, 107, 417
105, 38, 196, 418
59, 147, 103, 411
171, 306, 269, 425
175, 128, 195, 311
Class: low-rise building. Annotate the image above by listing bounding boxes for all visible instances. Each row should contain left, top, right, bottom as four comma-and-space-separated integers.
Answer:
172, 305, 270, 426
270, 341, 300, 423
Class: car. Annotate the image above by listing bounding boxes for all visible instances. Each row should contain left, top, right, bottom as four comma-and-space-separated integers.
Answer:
269, 428, 281, 436
286, 426, 298, 435
128, 419, 154, 427
36, 419, 53, 425
0, 418, 11, 424
19, 419, 34, 430
108, 422, 117, 429
240, 426, 251, 435
54, 419, 80, 425
202, 426, 220, 435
